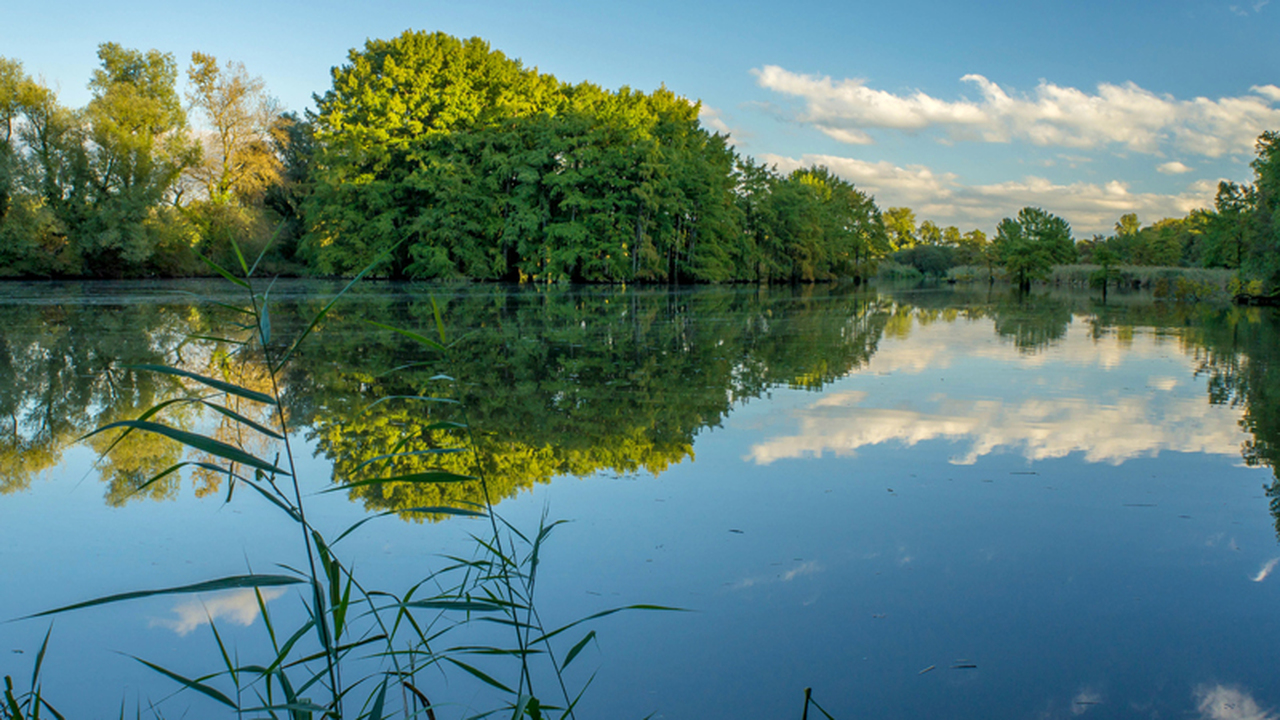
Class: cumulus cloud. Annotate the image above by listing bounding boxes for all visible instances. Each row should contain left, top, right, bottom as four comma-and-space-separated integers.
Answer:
753, 66, 1280, 158
150, 588, 286, 637
699, 105, 736, 142
1158, 161, 1193, 174
757, 151, 1218, 233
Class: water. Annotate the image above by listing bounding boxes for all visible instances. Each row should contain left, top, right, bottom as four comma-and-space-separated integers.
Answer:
1, 280, 1278, 719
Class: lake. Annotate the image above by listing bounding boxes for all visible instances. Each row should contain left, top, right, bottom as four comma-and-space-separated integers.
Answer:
2, 279, 1279, 720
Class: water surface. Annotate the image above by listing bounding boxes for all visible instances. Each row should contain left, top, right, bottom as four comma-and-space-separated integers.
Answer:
2, 280, 1278, 719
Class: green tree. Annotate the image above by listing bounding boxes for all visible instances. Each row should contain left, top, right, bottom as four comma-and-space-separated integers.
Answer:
79, 43, 199, 275
993, 207, 1074, 292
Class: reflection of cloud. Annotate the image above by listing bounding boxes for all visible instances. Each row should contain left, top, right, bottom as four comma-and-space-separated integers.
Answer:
1150, 376, 1179, 391
1196, 685, 1277, 720
1072, 687, 1103, 715
732, 561, 822, 590
748, 394, 1247, 467
1251, 558, 1280, 582
150, 588, 285, 637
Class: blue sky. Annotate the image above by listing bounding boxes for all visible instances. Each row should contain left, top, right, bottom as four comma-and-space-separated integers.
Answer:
5, 0, 1277, 234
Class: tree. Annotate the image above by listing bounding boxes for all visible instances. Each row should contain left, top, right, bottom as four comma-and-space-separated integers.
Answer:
883, 207, 917, 250
80, 43, 199, 274
993, 207, 1074, 292
185, 52, 281, 204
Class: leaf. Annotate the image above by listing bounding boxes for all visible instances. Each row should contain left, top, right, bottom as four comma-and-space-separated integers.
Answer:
130, 656, 237, 709
84, 421, 289, 477
366, 321, 446, 352
22, 575, 304, 619
331, 506, 485, 545
273, 242, 402, 372
196, 253, 250, 289
229, 236, 250, 275
403, 599, 505, 612
321, 472, 476, 494
365, 678, 388, 720
531, 605, 687, 645
31, 624, 52, 694
123, 364, 276, 405
561, 630, 596, 671
444, 658, 514, 694
199, 401, 284, 439
353, 448, 467, 473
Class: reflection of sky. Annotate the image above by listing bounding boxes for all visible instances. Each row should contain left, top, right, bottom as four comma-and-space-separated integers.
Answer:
749, 317, 1249, 467
149, 588, 285, 636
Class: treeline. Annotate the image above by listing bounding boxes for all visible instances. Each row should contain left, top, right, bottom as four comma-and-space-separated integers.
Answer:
1, 31, 1278, 291
885, 133, 1280, 293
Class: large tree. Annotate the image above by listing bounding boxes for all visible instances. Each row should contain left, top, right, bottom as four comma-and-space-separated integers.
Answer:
185, 52, 281, 204
993, 206, 1074, 292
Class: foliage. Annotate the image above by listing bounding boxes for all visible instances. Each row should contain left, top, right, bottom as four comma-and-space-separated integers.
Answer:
992, 207, 1075, 292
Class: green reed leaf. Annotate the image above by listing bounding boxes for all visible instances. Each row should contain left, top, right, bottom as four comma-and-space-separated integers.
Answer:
196, 254, 250, 289
124, 364, 276, 405
561, 630, 596, 671
199, 400, 284, 439
130, 656, 237, 709
22, 575, 304, 619
86, 421, 289, 477
404, 599, 505, 612
322, 472, 476, 494
365, 320, 447, 352
444, 658, 514, 694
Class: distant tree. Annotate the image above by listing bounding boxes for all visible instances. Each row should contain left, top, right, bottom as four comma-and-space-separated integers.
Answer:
883, 207, 917, 250
993, 207, 1074, 292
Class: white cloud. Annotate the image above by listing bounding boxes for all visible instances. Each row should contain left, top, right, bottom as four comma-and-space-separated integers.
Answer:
754, 66, 1280, 158
1196, 685, 1277, 720
699, 105, 734, 139
758, 151, 1219, 234
150, 588, 286, 637
1158, 161, 1193, 174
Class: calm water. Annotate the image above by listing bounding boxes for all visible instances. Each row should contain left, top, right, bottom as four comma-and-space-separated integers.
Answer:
2, 280, 1279, 719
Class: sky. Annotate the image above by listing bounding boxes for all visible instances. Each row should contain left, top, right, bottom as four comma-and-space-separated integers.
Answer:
4, 0, 1278, 235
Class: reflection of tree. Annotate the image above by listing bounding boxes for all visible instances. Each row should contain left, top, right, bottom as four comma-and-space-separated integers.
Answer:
288, 284, 891, 519
1179, 306, 1280, 537
0, 297, 193, 498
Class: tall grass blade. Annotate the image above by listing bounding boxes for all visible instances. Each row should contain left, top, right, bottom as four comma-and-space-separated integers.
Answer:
122, 365, 277, 405
331, 506, 485, 546
129, 656, 237, 710
322, 472, 476, 494
199, 401, 285, 439
365, 321, 446, 353
560, 631, 596, 671
29, 624, 52, 697
273, 244, 402, 372
364, 678, 388, 720
531, 605, 686, 645
85, 421, 289, 477
404, 600, 504, 612
196, 254, 251, 289
228, 236, 250, 275
22, 575, 303, 619
443, 659, 514, 694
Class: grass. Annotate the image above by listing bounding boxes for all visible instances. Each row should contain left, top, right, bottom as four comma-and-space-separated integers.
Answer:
4, 238, 674, 720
